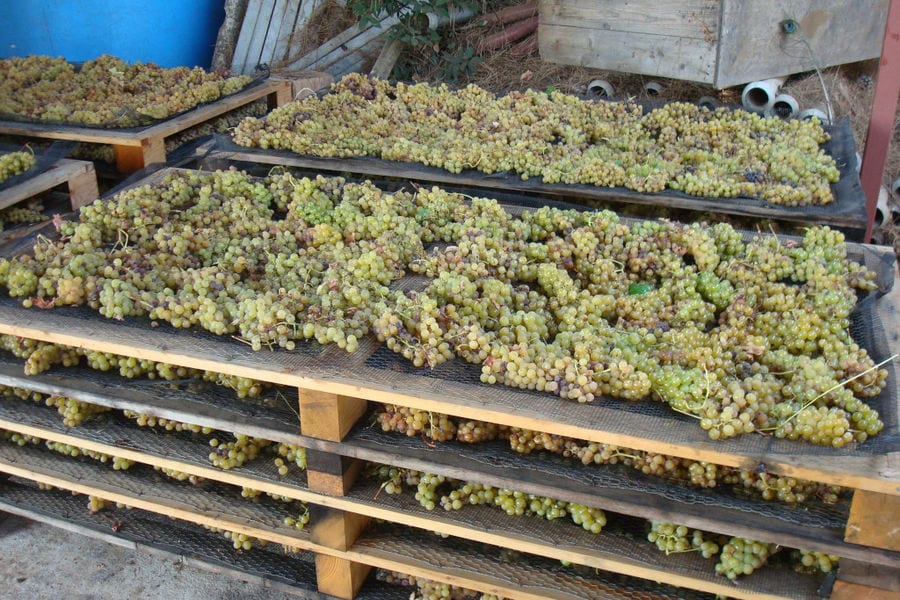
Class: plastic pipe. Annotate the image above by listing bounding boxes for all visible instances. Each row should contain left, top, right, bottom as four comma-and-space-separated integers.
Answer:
767, 93, 799, 119
697, 96, 721, 110
741, 77, 786, 113
427, 6, 476, 29
587, 79, 614, 99
798, 107, 828, 122
643, 81, 663, 96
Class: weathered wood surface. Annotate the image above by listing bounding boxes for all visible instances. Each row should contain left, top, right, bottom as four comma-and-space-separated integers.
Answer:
716, 0, 890, 88
538, 0, 889, 88
846, 490, 900, 551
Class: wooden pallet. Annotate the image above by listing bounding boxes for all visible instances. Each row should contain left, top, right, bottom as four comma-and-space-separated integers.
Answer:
0, 158, 98, 212
0, 79, 292, 173
0, 167, 896, 599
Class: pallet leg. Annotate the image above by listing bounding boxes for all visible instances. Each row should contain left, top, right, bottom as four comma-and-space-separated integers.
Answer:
310, 504, 370, 552
315, 554, 371, 599
299, 390, 368, 442
66, 162, 99, 210
845, 490, 900, 551
113, 137, 166, 173
306, 450, 364, 497
268, 80, 293, 109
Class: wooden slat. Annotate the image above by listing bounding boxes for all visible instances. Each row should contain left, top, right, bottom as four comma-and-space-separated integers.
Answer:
539, 0, 720, 39
836, 558, 900, 592
716, 0, 889, 88
0, 159, 97, 211
261, 0, 302, 67
846, 490, 900, 551
231, 0, 274, 74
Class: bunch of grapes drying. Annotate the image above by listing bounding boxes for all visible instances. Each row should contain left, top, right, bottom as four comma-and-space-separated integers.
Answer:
0, 54, 252, 127
0, 150, 36, 183
0, 168, 888, 446
234, 73, 840, 206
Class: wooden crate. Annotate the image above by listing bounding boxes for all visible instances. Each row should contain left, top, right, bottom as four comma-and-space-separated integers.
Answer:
538, 0, 889, 88
0, 167, 896, 599
0, 79, 292, 173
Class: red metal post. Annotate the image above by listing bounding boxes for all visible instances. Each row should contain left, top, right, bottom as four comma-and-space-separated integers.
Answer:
861, 0, 900, 242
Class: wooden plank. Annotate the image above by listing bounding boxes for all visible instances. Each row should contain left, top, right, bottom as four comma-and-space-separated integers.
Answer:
232, 0, 271, 74
539, 0, 720, 40
299, 390, 368, 442
831, 581, 900, 600
314, 555, 371, 599
846, 490, 900, 551
245, 0, 280, 71
261, 0, 302, 67
538, 23, 717, 84
837, 558, 900, 592
716, 0, 889, 88
0, 159, 96, 210
370, 40, 405, 80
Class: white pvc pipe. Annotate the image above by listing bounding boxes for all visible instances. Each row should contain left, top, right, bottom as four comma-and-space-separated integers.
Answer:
767, 93, 799, 119
643, 81, 663, 96
587, 79, 614, 99
798, 107, 828, 122
427, 6, 475, 29
741, 77, 786, 113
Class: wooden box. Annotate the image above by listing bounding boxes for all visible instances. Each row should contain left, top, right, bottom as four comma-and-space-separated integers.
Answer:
538, 0, 889, 88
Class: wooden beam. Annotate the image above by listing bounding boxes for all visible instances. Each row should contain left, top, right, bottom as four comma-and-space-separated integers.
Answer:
310, 505, 371, 551
862, 0, 900, 241
846, 490, 900, 551
831, 580, 900, 600
305, 450, 364, 496
299, 389, 368, 442
314, 555, 371, 599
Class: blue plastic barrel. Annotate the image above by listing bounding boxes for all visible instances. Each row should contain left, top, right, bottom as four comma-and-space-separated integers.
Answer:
0, 1, 225, 68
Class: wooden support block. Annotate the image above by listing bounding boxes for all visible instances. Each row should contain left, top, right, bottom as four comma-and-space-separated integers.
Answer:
846, 490, 900, 551
113, 137, 165, 173
299, 389, 368, 442
305, 450, 364, 496
831, 580, 900, 600
837, 558, 900, 593
314, 554, 371, 599
66, 162, 99, 209
310, 504, 370, 551
268, 80, 294, 109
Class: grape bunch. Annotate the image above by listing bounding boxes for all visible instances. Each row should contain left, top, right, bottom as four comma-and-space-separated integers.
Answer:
235, 73, 841, 206
0, 150, 35, 183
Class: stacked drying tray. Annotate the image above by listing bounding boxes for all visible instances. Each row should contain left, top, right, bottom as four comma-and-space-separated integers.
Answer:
0, 158, 894, 600
0, 55, 291, 173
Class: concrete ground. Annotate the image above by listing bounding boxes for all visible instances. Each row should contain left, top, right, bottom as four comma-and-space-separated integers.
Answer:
0, 514, 302, 600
